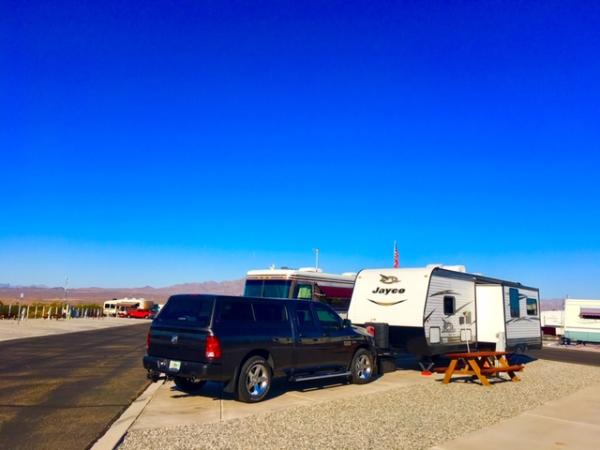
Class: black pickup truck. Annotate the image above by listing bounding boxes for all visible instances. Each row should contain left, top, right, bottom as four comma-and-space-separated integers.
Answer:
144, 294, 377, 402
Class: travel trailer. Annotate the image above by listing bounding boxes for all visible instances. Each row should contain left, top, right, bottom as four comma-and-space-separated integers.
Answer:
244, 267, 356, 314
563, 299, 600, 343
347, 265, 542, 357
541, 310, 565, 336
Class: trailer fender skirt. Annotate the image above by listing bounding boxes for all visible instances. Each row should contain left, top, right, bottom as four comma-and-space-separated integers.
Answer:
378, 356, 396, 374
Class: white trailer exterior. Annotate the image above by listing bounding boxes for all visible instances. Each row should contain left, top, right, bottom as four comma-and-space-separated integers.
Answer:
541, 310, 565, 335
564, 299, 600, 343
348, 266, 541, 356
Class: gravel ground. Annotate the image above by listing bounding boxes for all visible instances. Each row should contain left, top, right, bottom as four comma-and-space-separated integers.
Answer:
120, 360, 600, 450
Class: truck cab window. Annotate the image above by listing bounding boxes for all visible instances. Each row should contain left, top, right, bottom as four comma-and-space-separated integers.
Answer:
218, 301, 254, 323
295, 303, 318, 332
253, 303, 287, 323
313, 304, 341, 330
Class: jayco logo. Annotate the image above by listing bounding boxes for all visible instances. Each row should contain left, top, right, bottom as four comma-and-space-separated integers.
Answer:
372, 286, 406, 295
379, 274, 400, 284
367, 273, 407, 306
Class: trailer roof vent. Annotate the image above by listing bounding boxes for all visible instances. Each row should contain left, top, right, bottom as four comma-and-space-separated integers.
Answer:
298, 267, 322, 273
442, 265, 467, 273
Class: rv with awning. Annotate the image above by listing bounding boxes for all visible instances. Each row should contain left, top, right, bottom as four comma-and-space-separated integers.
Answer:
347, 265, 542, 357
563, 299, 600, 343
244, 267, 356, 314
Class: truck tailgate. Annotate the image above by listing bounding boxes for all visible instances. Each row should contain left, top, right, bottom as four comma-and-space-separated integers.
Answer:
149, 325, 209, 363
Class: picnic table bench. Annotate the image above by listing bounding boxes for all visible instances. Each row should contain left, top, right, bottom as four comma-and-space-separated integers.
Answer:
435, 351, 524, 387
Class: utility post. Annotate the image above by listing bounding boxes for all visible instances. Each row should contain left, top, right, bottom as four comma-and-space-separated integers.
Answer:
18, 292, 24, 323
63, 277, 69, 319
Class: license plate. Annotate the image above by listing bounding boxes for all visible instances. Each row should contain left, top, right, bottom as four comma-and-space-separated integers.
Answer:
168, 360, 181, 372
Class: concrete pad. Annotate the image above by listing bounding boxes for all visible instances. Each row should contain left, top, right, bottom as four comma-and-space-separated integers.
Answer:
432, 384, 600, 450
131, 369, 429, 431
130, 381, 223, 430
0, 317, 145, 342
527, 384, 600, 427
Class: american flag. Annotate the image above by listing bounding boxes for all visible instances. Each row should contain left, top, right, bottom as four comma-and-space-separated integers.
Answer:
393, 241, 399, 268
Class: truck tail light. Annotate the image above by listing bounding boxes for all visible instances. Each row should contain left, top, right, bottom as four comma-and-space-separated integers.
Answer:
205, 335, 221, 359
366, 325, 376, 337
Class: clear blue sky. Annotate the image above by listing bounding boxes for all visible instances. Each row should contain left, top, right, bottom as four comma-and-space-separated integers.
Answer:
1, 1, 600, 297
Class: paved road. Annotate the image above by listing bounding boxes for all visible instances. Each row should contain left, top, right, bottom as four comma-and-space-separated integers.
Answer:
528, 346, 600, 366
0, 323, 150, 450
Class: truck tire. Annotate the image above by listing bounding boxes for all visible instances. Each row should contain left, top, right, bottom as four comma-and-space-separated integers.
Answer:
236, 356, 272, 403
350, 349, 374, 384
173, 377, 206, 393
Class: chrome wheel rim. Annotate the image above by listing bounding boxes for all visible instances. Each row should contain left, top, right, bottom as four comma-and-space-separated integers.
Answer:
246, 363, 269, 397
356, 354, 372, 380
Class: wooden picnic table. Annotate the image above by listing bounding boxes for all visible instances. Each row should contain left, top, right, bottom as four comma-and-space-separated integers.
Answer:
436, 351, 524, 387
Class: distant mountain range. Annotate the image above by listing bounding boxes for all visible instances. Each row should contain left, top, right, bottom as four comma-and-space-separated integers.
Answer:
1, 280, 567, 311
540, 298, 565, 311
0, 280, 245, 304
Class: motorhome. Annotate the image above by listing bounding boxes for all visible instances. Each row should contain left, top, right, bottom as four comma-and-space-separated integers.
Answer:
347, 265, 542, 357
103, 298, 152, 317
244, 267, 356, 314
563, 299, 600, 343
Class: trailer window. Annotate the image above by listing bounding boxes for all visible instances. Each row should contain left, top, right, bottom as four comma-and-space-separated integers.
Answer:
244, 280, 291, 298
526, 298, 538, 316
294, 284, 313, 299
443, 296, 455, 315
509, 288, 520, 318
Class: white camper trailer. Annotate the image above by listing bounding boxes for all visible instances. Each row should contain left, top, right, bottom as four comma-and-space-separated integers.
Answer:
347, 265, 542, 356
541, 310, 565, 336
564, 299, 600, 343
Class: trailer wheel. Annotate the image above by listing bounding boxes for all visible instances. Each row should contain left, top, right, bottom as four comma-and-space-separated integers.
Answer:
514, 344, 526, 355
350, 349, 374, 384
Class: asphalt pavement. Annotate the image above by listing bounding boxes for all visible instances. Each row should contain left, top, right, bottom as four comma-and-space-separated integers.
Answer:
528, 346, 600, 366
0, 322, 150, 450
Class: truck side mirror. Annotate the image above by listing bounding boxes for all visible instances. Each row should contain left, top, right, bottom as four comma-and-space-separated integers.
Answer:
342, 319, 352, 328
